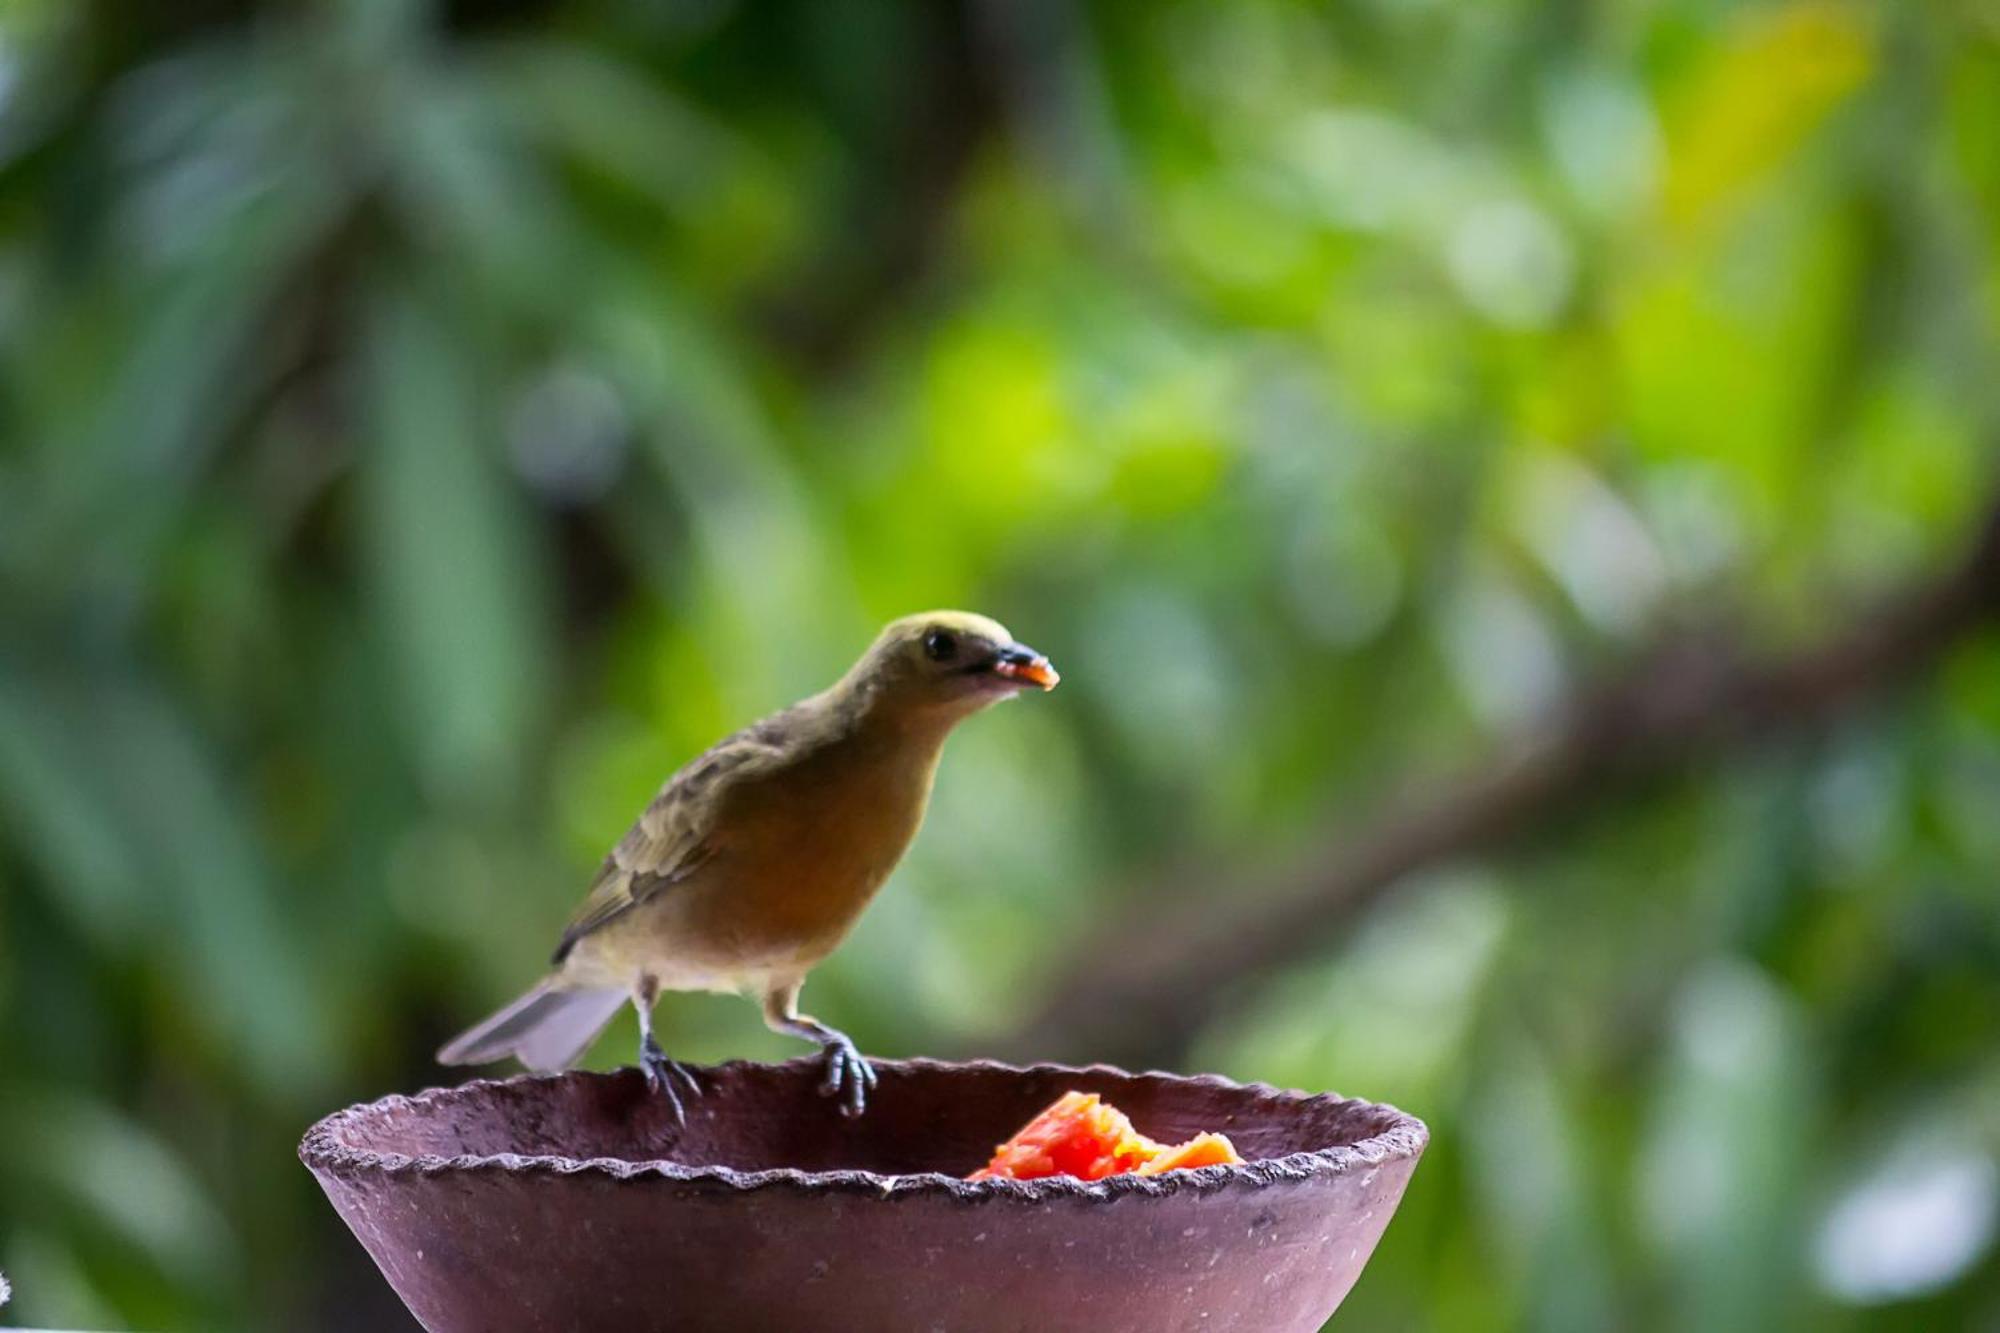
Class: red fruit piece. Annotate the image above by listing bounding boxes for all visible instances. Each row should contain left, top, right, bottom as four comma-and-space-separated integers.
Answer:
969, 1091, 1245, 1181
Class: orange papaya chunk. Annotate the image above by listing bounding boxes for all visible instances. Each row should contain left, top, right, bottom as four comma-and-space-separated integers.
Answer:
969, 1091, 1246, 1181
967, 1092, 1152, 1181
1135, 1132, 1242, 1175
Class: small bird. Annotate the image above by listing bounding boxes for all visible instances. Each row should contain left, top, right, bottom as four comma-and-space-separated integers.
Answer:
438, 611, 1058, 1119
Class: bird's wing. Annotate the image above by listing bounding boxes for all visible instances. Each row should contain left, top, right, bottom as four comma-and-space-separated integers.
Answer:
550, 711, 807, 964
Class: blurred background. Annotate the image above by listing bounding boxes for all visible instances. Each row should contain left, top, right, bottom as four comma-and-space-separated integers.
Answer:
3, 0, 1999, 1327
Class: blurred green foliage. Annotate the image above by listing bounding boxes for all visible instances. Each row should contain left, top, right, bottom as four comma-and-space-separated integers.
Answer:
2, 0, 1999, 1328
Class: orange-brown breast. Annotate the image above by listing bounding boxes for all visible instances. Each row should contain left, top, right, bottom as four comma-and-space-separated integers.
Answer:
678, 730, 944, 967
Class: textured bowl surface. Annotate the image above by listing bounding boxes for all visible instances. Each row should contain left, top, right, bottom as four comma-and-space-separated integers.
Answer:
301, 1058, 1426, 1332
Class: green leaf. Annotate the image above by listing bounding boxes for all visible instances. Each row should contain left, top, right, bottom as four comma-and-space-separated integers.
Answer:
1639, 961, 1817, 1329
0, 1085, 236, 1289
359, 285, 551, 809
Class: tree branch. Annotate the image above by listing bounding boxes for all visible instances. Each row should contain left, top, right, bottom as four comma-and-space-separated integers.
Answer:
998, 491, 2000, 1068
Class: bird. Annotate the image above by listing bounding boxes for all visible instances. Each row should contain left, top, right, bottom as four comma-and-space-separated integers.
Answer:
437, 610, 1059, 1120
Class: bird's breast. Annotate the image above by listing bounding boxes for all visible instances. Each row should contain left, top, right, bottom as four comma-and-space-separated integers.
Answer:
684, 738, 940, 965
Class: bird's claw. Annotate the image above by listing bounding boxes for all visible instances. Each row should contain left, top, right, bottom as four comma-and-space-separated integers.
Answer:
816, 1036, 877, 1118
640, 1035, 702, 1125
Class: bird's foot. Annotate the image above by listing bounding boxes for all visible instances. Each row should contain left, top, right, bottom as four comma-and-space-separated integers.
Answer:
640, 1035, 703, 1125
815, 1034, 877, 1118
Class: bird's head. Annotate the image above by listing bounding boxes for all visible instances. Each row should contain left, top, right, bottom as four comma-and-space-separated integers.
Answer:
852, 610, 1059, 720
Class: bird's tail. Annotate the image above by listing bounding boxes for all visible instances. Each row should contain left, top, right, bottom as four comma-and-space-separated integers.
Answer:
436, 981, 626, 1072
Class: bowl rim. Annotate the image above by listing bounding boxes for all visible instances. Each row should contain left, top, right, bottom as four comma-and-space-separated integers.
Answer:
299, 1056, 1429, 1202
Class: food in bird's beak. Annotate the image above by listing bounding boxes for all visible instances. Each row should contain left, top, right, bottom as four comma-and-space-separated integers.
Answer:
990, 649, 1060, 690
967, 1090, 1244, 1181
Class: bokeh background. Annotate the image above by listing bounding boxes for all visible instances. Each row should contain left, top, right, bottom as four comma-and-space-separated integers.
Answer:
4, 0, 2000, 1328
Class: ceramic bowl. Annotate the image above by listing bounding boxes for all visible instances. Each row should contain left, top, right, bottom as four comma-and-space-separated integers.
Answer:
301, 1058, 1427, 1332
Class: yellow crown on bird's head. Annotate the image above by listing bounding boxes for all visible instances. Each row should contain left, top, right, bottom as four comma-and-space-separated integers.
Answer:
856, 610, 1060, 703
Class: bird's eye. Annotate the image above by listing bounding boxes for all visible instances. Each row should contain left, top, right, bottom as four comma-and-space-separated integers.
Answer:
923, 629, 957, 661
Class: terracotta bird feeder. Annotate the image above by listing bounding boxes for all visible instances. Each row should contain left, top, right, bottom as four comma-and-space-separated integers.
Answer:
301, 1057, 1426, 1331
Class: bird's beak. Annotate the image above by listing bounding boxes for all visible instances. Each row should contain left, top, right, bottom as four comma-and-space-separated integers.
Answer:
988, 643, 1060, 691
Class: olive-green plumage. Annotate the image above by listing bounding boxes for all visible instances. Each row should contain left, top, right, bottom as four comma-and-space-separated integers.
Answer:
437, 611, 1058, 1117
